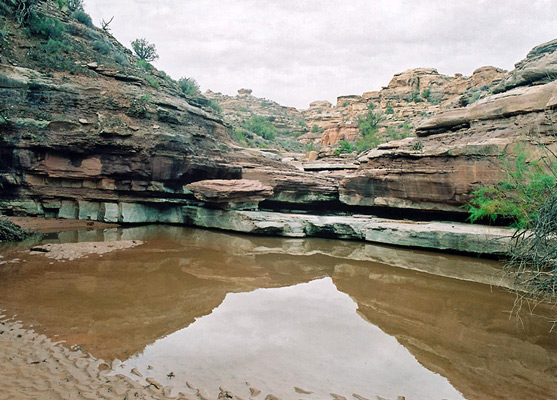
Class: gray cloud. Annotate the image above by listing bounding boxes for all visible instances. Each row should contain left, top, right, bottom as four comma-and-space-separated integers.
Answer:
85, 0, 557, 108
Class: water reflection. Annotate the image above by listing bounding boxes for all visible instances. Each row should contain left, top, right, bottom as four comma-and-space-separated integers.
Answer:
120, 278, 464, 399
0, 226, 554, 400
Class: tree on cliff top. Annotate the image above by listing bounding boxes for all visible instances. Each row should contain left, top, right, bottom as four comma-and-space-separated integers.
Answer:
131, 38, 158, 62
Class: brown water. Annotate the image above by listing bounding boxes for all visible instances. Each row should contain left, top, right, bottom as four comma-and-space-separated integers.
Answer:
0, 226, 555, 400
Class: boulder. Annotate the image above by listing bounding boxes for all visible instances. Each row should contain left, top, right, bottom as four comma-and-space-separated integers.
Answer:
493, 38, 557, 93
185, 179, 274, 210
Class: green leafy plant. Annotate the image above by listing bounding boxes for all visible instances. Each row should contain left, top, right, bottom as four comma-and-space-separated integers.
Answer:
128, 94, 150, 118
421, 88, 431, 102
354, 105, 384, 152
385, 103, 394, 114
131, 38, 158, 62
467, 151, 556, 229
335, 140, 354, 155
71, 9, 93, 27
311, 124, 323, 134
412, 91, 422, 103
92, 38, 111, 54
178, 77, 200, 96
136, 59, 154, 71
145, 75, 159, 88
243, 115, 277, 140
27, 12, 65, 39
207, 99, 221, 113
467, 134, 557, 307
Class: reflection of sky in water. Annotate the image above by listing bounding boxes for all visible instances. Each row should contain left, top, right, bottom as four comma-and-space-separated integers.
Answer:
119, 277, 465, 400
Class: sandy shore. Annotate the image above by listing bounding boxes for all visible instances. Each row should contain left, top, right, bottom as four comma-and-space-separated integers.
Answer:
0, 316, 204, 400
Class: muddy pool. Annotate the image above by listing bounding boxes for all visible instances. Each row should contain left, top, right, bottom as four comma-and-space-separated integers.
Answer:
0, 225, 555, 399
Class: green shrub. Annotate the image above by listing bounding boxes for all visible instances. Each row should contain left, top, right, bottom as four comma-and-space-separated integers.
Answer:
385, 103, 394, 114
335, 140, 354, 155
131, 37, 158, 62
243, 115, 277, 140
67, 0, 84, 11
421, 88, 431, 102
412, 92, 422, 103
467, 152, 557, 229
311, 124, 323, 133
113, 51, 129, 66
207, 99, 221, 113
92, 38, 111, 54
128, 94, 150, 118
43, 38, 72, 53
178, 77, 200, 96
28, 12, 65, 39
71, 10, 93, 27
136, 59, 154, 71
145, 75, 159, 88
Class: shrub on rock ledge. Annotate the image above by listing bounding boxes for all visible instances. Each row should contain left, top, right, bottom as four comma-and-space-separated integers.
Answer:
0, 219, 32, 241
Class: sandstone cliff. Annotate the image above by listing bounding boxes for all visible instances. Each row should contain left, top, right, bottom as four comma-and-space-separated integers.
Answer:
299, 66, 506, 149
338, 38, 557, 215
0, 1, 269, 222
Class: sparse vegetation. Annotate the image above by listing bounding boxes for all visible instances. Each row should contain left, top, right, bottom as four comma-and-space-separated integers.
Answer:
178, 77, 200, 96
128, 94, 150, 118
27, 12, 65, 39
412, 91, 422, 103
355, 104, 384, 152
71, 9, 93, 27
335, 140, 354, 155
311, 124, 323, 134
243, 115, 277, 140
131, 38, 158, 62
92, 38, 111, 54
421, 88, 431, 102
0, 219, 32, 241
66, 0, 84, 12
467, 136, 557, 304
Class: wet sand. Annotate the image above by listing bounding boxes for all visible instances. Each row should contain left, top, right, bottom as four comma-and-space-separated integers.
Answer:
0, 316, 192, 400
4, 216, 118, 234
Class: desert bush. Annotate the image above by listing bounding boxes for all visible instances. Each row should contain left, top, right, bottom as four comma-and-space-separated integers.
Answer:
131, 37, 158, 62
136, 59, 154, 71
335, 140, 354, 155
0, 219, 32, 241
207, 99, 221, 113
355, 104, 383, 152
113, 51, 128, 66
467, 151, 556, 229
27, 12, 65, 39
92, 38, 111, 54
145, 74, 159, 88
178, 77, 200, 96
468, 131, 557, 304
128, 94, 150, 118
71, 9, 93, 27
66, 0, 84, 12
243, 115, 277, 140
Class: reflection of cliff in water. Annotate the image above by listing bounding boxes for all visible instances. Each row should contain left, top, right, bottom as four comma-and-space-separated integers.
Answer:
0, 226, 554, 399
332, 263, 556, 400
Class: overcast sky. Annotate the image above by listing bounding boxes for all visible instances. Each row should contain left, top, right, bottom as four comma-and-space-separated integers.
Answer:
84, 0, 556, 109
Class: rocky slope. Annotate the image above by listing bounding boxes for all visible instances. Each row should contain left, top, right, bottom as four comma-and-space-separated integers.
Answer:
338, 38, 557, 215
298, 66, 506, 150
0, 1, 287, 223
